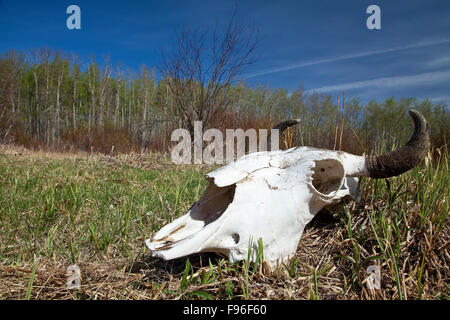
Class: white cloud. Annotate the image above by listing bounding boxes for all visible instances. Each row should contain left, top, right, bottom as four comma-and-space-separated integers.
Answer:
246, 38, 450, 79
429, 96, 450, 103
426, 56, 450, 67
305, 69, 450, 94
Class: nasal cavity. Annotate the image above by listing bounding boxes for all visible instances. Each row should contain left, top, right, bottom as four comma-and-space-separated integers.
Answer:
232, 233, 240, 244
311, 159, 345, 196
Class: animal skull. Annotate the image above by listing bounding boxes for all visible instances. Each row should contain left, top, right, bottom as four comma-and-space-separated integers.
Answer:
146, 110, 430, 268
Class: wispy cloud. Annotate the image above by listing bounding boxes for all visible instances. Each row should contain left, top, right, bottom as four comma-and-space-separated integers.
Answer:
304, 69, 450, 94
246, 38, 450, 78
426, 56, 450, 67
429, 96, 450, 103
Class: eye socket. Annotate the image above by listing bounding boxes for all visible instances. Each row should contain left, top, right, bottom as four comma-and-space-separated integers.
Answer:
232, 233, 240, 244
311, 159, 344, 196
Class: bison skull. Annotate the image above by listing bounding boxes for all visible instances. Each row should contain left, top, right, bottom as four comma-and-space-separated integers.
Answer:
146, 110, 430, 268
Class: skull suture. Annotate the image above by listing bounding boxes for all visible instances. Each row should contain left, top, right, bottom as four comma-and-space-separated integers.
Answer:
146, 110, 430, 268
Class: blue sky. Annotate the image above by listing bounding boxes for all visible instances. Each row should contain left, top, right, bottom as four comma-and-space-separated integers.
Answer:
1, 0, 449, 105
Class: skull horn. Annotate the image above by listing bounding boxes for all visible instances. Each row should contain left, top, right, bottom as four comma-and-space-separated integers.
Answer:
266, 118, 302, 150
364, 109, 431, 178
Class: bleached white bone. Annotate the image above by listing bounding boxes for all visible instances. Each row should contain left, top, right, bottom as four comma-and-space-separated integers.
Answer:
145, 110, 430, 268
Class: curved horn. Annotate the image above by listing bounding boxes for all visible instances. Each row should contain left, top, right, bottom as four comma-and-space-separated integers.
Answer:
266, 118, 302, 150
364, 110, 431, 178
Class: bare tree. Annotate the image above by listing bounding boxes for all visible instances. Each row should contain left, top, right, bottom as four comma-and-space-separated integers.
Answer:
70, 53, 81, 129
158, 9, 258, 135
53, 52, 68, 143
98, 55, 112, 127
0, 50, 25, 143
114, 61, 123, 126
87, 56, 97, 130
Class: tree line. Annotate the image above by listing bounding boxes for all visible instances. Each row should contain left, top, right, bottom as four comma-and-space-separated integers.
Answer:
0, 48, 448, 156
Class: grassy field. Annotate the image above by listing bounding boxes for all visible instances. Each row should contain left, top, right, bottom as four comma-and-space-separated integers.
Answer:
0, 144, 448, 300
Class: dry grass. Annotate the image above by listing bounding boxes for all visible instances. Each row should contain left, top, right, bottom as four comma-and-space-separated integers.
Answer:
0, 144, 448, 300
